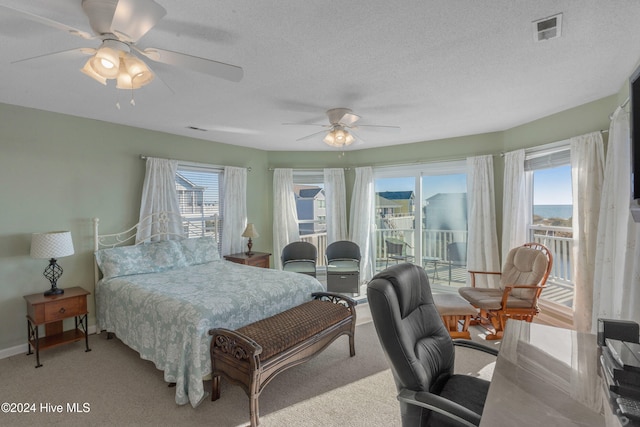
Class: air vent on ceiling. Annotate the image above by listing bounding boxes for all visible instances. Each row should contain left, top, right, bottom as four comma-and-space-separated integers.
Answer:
532, 13, 563, 42
186, 126, 208, 132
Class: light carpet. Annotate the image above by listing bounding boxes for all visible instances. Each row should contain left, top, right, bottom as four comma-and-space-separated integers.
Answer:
0, 303, 498, 426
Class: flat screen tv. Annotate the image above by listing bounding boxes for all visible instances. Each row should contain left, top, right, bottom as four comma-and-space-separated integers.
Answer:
630, 63, 640, 222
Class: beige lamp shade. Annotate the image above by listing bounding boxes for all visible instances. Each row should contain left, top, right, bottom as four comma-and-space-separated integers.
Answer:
30, 231, 75, 259
242, 224, 259, 238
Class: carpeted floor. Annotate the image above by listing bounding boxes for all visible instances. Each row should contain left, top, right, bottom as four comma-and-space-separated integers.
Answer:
0, 303, 498, 426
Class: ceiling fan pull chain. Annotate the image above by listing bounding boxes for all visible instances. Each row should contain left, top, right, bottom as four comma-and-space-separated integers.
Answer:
130, 88, 136, 107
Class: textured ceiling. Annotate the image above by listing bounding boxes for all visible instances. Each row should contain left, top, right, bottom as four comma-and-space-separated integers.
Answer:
1, 0, 640, 151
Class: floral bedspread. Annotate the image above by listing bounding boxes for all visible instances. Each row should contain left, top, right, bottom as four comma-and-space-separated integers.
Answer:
95, 260, 325, 407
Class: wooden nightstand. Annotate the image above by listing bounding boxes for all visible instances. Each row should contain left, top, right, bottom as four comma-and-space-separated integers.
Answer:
224, 252, 271, 269
23, 286, 91, 368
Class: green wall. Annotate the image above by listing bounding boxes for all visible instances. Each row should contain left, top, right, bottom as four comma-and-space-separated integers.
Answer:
0, 92, 623, 351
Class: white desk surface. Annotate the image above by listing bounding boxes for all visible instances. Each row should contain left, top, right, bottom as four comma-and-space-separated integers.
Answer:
480, 320, 606, 427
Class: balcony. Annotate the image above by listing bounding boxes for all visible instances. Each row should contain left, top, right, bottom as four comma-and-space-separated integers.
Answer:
373, 225, 574, 308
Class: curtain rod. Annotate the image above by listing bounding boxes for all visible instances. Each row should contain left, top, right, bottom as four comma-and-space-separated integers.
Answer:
268, 167, 350, 171
609, 96, 630, 120
140, 155, 252, 172
367, 153, 501, 168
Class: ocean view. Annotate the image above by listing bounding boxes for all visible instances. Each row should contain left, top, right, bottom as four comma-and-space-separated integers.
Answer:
534, 204, 572, 220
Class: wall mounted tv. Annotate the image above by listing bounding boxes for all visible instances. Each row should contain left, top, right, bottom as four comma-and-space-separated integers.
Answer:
630, 63, 640, 222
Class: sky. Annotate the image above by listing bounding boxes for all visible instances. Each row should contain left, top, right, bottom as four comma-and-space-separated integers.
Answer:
374, 165, 573, 206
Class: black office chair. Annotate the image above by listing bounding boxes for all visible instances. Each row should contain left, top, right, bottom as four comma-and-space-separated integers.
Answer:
447, 242, 467, 284
367, 263, 498, 427
325, 240, 361, 294
281, 241, 317, 277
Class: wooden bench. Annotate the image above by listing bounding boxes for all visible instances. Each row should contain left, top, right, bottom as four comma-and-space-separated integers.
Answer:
209, 292, 356, 426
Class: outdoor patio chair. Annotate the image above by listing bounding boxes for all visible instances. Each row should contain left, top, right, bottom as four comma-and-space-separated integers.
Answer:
385, 238, 414, 268
325, 240, 361, 294
447, 242, 468, 284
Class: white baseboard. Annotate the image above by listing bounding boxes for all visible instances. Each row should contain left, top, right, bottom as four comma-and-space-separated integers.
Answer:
0, 325, 98, 360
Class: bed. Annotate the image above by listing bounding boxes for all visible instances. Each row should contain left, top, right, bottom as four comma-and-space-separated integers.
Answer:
93, 213, 325, 407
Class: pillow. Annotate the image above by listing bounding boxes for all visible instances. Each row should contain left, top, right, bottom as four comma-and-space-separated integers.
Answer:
179, 236, 220, 265
95, 239, 187, 280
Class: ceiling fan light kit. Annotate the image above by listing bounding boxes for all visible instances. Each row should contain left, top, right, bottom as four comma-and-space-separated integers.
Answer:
289, 107, 399, 148
81, 38, 154, 89
323, 127, 355, 147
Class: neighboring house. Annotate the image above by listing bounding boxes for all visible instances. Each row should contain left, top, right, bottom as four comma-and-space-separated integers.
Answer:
175, 172, 219, 237
377, 191, 415, 215
176, 173, 205, 216
295, 186, 326, 235
424, 192, 467, 231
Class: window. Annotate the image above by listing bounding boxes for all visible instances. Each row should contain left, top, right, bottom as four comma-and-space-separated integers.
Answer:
175, 164, 223, 245
374, 161, 468, 287
292, 171, 327, 266
525, 145, 574, 310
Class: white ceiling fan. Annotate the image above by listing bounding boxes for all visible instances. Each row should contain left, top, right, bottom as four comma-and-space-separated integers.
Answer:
2, 0, 243, 90
284, 108, 400, 148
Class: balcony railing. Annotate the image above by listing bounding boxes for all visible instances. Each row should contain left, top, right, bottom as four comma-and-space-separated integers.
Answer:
291, 223, 575, 308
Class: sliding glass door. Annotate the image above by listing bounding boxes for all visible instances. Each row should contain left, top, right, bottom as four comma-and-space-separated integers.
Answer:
374, 162, 468, 287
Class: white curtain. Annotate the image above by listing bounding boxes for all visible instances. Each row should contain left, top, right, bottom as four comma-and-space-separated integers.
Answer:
593, 107, 640, 329
502, 149, 529, 259
136, 157, 182, 243
324, 168, 348, 244
466, 155, 500, 287
221, 166, 247, 256
273, 169, 300, 269
570, 132, 605, 332
349, 167, 375, 282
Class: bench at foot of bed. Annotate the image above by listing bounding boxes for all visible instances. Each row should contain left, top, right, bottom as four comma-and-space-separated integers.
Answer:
208, 292, 357, 427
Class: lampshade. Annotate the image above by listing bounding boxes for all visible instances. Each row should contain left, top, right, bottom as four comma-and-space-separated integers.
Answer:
323, 127, 355, 147
30, 231, 75, 260
80, 40, 154, 90
116, 53, 154, 89
242, 224, 260, 238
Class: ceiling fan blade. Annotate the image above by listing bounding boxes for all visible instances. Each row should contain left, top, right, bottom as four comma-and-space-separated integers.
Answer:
339, 112, 360, 127
11, 47, 93, 64
282, 123, 327, 127
0, 4, 93, 39
111, 0, 167, 42
296, 129, 327, 141
354, 124, 401, 131
136, 47, 243, 82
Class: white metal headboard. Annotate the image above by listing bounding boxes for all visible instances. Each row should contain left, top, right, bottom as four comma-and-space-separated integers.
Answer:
93, 211, 186, 284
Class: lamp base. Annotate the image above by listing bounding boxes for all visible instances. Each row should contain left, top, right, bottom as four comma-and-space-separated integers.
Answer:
245, 238, 253, 256
44, 286, 64, 296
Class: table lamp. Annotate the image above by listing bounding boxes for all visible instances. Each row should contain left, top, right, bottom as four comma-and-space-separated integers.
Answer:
30, 231, 75, 296
242, 224, 259, 256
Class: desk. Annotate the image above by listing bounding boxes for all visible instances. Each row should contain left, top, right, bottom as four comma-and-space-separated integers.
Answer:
480, 320, 606, 426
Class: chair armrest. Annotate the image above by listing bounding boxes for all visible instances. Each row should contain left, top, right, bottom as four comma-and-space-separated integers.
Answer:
500, 285, 544, 308
453, 339, 499, 357
397, 389, 481, 427
468, 270, 501, 287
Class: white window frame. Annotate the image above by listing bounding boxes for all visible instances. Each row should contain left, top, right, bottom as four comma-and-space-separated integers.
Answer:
524, 140, 574, 328
175, 162, 224, 250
